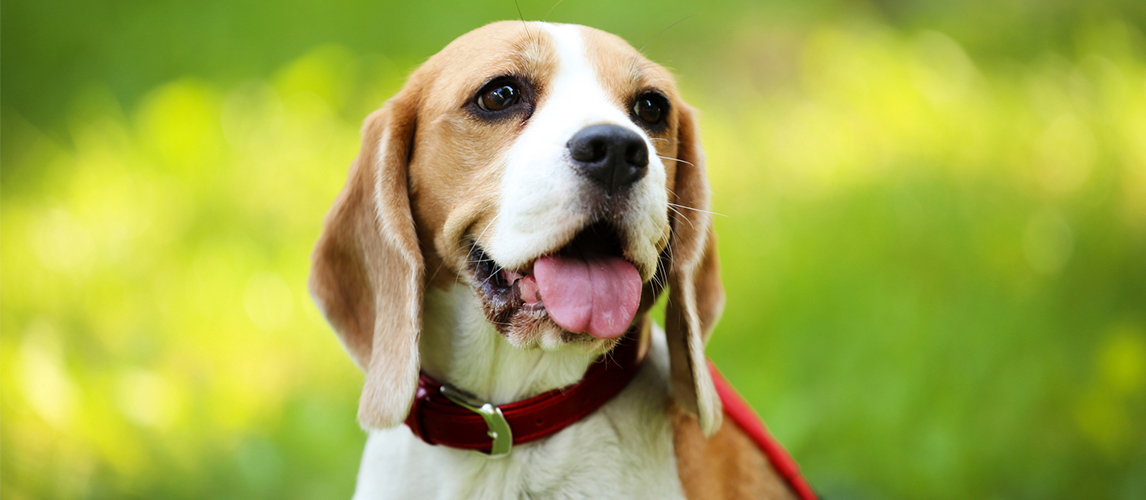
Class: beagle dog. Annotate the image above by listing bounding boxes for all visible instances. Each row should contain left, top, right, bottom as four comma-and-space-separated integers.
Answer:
309, 21, 802, 500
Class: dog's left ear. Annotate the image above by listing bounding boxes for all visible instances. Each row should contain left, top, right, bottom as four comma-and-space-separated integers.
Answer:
665, 102, 725, 436
309, 84, 424, 430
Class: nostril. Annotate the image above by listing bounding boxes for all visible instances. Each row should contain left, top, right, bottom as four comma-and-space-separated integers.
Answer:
591, 141, 607, 163
625, 142, 649, 167
569, 137, 609, 164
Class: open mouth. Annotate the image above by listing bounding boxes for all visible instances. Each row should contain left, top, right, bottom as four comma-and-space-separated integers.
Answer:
471, 221, 643, 339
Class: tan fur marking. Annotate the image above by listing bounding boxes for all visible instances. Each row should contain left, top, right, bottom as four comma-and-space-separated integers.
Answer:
407, 22, 560, 291
672, 405, 799, 500
579, 29, 676, 102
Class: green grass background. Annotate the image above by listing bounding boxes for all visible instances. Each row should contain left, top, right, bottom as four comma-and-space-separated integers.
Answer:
3, 0, 1146, 498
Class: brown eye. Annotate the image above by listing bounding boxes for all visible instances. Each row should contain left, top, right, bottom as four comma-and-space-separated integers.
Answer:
478, 83, 520, 111
634, 95, 664, 124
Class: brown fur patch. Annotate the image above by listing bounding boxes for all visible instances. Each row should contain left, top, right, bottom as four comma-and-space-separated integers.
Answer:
672, 405, 799, 500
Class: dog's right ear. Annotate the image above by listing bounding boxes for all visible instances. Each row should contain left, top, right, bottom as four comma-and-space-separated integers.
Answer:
664, 102, 725, 437
309, 87, 423, 430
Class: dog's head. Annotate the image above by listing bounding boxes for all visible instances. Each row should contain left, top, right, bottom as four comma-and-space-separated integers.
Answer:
309, 22, 724, 434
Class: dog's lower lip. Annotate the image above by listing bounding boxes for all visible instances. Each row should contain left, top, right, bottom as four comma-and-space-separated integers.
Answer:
502, 267, 543, 306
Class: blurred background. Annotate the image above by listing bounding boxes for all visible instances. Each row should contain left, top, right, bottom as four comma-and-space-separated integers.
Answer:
3, 0, 1146, 498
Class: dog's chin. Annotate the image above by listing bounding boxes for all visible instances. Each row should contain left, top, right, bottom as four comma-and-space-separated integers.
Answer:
469, 279, 620, 355
513, 316, 620, 354
468, 222, 642, 354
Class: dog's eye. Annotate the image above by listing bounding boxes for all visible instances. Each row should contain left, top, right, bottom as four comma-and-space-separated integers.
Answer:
633, 93, 668, 125
478, 82, 521, 111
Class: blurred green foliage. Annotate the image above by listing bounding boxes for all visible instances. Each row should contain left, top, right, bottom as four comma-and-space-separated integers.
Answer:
3, 1, 1146, 499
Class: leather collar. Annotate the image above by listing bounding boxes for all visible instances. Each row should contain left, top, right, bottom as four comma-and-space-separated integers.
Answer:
403, 334, 643, 456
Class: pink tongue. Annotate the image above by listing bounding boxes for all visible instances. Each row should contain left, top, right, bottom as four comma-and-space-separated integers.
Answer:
533, 253, 642, 339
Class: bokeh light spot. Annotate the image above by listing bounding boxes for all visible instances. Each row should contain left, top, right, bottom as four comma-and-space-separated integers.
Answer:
18, 320, 78, 428
243, 273, 296, 332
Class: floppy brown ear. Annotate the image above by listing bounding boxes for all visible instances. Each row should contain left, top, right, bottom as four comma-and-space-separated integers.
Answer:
309, 88, 423, 430
665, 103, 725, 436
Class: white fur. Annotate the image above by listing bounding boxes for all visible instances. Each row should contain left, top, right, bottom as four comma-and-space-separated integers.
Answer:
487, 23, 670, 281
418, 286, 595, 404
353, 286, 685, 500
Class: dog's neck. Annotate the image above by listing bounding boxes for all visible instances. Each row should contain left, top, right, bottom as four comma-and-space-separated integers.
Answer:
418, 285, 600, 405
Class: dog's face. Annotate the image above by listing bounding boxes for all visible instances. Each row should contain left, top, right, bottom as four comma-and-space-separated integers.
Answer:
406, 23, 680, 351
311, 22, 724, 433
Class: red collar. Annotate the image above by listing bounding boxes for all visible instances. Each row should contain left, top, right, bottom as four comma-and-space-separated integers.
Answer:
402, 337, 818, 500
403, 335, 643, 456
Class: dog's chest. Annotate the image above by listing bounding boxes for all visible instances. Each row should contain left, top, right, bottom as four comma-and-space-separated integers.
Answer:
351, 350, 686, 500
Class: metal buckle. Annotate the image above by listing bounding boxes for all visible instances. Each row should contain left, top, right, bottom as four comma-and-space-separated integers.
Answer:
440, 384, 513, 458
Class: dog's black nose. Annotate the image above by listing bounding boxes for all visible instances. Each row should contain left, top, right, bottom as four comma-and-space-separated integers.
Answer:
567, 124, 649, 193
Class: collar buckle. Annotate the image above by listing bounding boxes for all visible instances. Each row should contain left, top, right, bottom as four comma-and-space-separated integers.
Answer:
440, 384, 513, 458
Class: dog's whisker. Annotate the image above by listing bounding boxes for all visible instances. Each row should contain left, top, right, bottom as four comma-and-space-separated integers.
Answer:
650, 268, 666, 291
666, 205, 696, 230
544, 0, 565, 21
668, 202, 727, 218
473, 214, 501, 248
657, 155, 695, 167
478, 265, 504, 288
513, 0, 542, 43
428, 259, 449, 284
514, 0, 528, 30
638, 14, 694, 54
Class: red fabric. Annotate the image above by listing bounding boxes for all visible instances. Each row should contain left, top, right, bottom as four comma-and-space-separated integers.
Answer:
404, 336, 642, 452
708, 360, 818, 500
